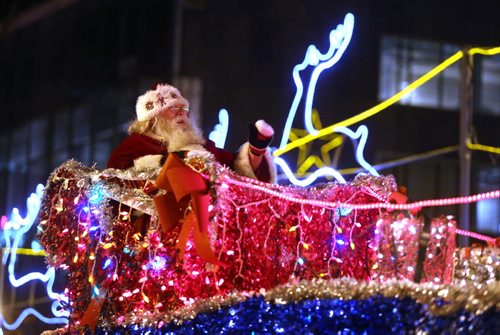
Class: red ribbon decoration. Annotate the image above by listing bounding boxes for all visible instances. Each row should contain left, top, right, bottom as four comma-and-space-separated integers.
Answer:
80, 293, 105, 331
154, 153, 221, 265
80, 252, 113, 331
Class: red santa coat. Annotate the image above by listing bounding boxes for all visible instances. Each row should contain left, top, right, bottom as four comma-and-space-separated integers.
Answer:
107, 133, 275, 183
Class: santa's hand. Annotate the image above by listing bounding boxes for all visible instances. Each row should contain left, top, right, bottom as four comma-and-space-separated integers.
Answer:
248, 120, 274, 155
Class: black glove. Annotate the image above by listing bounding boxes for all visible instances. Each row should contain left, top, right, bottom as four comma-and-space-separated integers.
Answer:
248, 120, 274, 151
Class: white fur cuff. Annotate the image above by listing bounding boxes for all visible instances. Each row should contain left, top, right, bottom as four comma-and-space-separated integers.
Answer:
133, 154, 164, 169
234, 142, 277, 183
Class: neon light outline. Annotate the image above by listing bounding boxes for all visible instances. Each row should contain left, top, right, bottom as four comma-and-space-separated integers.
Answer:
1, 308, 68, 331
334, 125, 379, 176
276, 125, 378, 186
1, 184, 69, 332
208, 108, 229, 149
291, 109, 345, 175
274, 157, 346, 186
280, 13, 355, 148
304, 14, 354, 135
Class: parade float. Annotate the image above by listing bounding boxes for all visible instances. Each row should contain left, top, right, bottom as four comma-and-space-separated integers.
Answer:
37, 158, 499, 334
34, 12, 499, 334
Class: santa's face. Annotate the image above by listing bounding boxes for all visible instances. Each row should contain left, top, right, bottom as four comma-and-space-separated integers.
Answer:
158, 105, 190, 129
154, 85, 190, 127
152, 105, 205, 152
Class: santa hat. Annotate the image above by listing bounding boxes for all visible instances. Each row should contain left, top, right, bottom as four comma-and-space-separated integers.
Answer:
136, 83, 190, 121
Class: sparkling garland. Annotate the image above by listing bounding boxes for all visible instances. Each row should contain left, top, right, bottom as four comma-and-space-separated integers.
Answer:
421, 215, 457, 285
92, 279, 499, 334
38, 160, 499, 334
454, 246, 499, 288
371, 211, 423, 282
38, 161, 394, 331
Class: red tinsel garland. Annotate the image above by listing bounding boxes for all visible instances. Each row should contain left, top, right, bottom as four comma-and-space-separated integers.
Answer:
38, 160, 398, 330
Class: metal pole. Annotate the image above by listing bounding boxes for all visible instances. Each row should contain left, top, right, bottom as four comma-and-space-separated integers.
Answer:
458, 48, 473, 246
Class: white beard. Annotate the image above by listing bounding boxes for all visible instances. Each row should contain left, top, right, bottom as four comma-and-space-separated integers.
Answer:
153, 117, 206, 152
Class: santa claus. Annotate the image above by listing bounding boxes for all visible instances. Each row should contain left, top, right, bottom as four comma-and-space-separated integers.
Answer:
107, 83, 276, 183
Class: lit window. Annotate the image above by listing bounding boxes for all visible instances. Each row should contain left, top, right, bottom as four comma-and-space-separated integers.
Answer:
379, 36, 459, 110
476, 168, 500, 234
379, 36, 500, 115
479, 56, 500, 116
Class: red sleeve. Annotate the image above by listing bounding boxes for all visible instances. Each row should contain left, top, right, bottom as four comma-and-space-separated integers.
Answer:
107, 134, 167, 169
204, 140, 237, 169
252, 157, 272, 182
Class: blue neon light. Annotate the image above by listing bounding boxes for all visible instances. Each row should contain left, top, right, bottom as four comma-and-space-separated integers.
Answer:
273, 13, 382, 186
304, 14, 355, 135
1, 308, 68, 331
208, 108, 229, 149
275, 124, 378, 186
274, 157, 346, 186
1, 184, 69, 332
280, 13, 355, 149
334, 125, 379, 176
103, 258, 112, 269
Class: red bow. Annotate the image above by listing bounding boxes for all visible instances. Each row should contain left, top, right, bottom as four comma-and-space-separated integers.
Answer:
154, 153, 221, 265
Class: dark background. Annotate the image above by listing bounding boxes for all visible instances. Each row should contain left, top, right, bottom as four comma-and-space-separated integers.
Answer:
0, 0, 498, 333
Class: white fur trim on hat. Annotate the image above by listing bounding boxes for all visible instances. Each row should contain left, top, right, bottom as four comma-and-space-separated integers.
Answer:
234, 142, 277, 183
136, 84, 189, 121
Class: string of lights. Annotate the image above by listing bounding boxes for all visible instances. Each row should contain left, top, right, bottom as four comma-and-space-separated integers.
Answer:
455, 228, 496, 244
223, 174, 498, 244
224, 174, 499, 211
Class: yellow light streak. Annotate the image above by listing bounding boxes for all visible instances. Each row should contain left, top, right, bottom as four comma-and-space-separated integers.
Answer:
274, 46, 500, 157
467, 141, 500, 154
292, 110, 343, 171
2, 247, 46, 256
297, 155, 326, 175
469, 46, 500, 56
312, 108, 324, 130
289, 130, 310, 166
320, 136, 344, 166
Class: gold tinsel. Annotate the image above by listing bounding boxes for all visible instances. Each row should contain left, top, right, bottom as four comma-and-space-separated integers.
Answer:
98, 278, 499, 329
